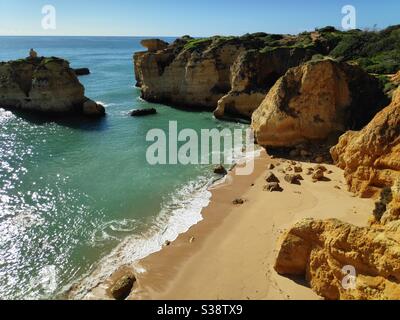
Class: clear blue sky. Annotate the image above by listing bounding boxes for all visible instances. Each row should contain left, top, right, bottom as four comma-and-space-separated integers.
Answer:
0, 0, 399, 36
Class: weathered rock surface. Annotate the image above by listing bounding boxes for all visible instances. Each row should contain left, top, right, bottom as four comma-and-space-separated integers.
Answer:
275, 87, 400, 300
73, 68, 90, 76
0, 57, 105, 116
252, 59, 386, 147
264, 182, 283, 192
275, 218, 400, 300
110, 274, 136, 300
214, 47, 314, 119
331, 87, 400, 200
140, 39, 169, 52
134, 34, 319, 119
331, 86, 400, 226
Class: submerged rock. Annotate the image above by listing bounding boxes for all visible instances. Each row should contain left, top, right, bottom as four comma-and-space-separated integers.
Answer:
73, 68, 90, 76
233, 198, 244, 205
130, 108, 157, 117
214, 165, 228, 175
0, 57, 105, 117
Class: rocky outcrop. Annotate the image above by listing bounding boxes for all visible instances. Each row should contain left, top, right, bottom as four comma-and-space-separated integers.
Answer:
134, 33, 320, 119
251, 59, 387, 147
275, 87, 400, 300
140, 39, 169, 52
275, 218, 400, 300
109, 274, 136, 300
0, 57, 105, 116
331, 87, 400, 200
73, 68, 90, 76
214, 47, 314, 119
134, 36, 247, 112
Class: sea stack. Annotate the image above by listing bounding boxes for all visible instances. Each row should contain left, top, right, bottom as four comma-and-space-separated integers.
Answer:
0, 56, 105, 117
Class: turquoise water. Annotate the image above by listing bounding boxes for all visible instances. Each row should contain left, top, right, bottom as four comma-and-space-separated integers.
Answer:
0, 37, 246, 299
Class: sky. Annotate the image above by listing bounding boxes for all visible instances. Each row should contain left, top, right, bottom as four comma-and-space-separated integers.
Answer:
0, 0, 399, 37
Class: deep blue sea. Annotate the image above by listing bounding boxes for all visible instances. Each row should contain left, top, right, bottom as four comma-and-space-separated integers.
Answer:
0, 36, 246, 299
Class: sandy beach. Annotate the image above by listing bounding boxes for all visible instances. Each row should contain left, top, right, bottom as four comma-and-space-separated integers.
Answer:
88, 150, 375, 300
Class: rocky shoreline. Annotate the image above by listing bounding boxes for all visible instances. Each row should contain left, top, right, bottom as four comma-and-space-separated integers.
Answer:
130, 27, 400, 300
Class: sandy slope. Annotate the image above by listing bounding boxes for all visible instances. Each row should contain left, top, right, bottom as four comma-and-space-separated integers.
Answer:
129, 151, 374, 300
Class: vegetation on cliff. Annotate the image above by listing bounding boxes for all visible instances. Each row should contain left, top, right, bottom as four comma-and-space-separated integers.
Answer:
0, 56, 105, 116
134, 25, 400, 120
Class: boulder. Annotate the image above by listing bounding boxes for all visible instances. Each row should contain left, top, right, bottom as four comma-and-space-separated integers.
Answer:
214, 165, 228, 175
275, 218, 400, 300
264, 182, 283, 192
29, 49, 38, 59
251, 59, 387, 147
83, 100, 105, 116
110, 274, 136, 300
140, 39, 169, 52
284, 174, 303, 185
312, 169, 325, 182
265, 172, 280, 183
73, 68, 90, 76
130, 108, 157, 117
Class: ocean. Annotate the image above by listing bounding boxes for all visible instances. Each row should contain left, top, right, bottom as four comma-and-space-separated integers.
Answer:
0, 36, 247, 299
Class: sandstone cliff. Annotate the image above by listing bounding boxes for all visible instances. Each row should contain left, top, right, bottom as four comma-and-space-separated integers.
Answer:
275, 218, 400, 300
275, 87, 400, 300
0, 57, 105, 116
134, 33, 322, 119
251, 59, 386, 147
330, 87, 400, 201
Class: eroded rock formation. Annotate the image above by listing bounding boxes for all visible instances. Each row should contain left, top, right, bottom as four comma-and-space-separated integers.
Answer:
0, 57, 105, 116
331, 87, 400, 200
275, 218, 400, 300
251, 59, 386, 147
134, 33, 321, 119
275, 87, 400, 300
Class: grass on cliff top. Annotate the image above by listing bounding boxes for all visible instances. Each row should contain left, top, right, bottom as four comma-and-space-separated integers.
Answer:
329, 25, 400, 74
180, 25, 400, 74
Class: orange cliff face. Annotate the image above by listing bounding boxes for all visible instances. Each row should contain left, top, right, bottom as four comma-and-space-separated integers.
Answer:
331, 87, 400, 219
251, 59, 387, 148
275, 86, 400, 300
